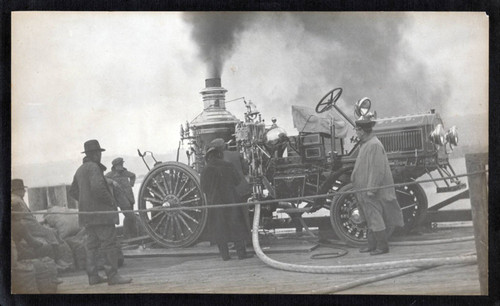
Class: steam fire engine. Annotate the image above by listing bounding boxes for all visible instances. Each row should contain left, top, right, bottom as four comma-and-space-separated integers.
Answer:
137, 78, 465, 247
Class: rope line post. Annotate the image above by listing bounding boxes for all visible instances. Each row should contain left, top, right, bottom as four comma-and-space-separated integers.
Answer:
465, 153, 488, 295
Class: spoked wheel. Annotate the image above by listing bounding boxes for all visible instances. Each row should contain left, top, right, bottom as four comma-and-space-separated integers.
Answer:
138, 162, 207, 248
330, 181, 428, 246
330, 183, 367, 247
395, 181, 428, 233
312, 173, 350, 212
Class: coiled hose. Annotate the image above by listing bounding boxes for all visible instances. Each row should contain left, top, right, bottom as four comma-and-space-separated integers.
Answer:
251, 203, 477, 273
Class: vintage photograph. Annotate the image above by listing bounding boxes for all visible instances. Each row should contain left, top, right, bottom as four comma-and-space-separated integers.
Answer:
11, 12, 488, 294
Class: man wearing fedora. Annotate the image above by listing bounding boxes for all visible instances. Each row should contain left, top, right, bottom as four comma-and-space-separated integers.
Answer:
69, 139, 132, 285
105, 157, 137, 239
351, 114, 404, 255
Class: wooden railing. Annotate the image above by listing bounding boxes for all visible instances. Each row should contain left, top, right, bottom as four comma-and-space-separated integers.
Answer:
465, 152, 488, 295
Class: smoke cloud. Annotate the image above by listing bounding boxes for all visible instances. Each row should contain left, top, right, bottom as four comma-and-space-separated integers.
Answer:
183, 12, 255, 78
184, 12, 451, 122
272, 13, 450, 117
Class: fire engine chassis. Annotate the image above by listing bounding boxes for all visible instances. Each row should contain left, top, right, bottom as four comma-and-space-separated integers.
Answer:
137, 80, 465, 248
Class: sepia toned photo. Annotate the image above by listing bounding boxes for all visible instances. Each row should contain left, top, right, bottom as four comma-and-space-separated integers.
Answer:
10, 11, 488, 295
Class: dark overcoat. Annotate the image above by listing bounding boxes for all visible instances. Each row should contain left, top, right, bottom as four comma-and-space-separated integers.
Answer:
69, 157, 118, 226
11, 194, 59, 245
200, 158, 250, 244
105, 168, 136, 205
223, 150, 251, 198
351, 134, 404, 232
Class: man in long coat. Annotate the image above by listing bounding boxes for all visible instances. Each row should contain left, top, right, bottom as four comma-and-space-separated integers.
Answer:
106, 157, 138, 238
211, 139, 252, 232
69, 139, 132, 285
105, 157, 136, 205
351, 119, 404, 255
200, 140, 253, 261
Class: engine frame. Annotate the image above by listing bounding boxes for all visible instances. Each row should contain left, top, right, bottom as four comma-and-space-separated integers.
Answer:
137, 85, 465, 248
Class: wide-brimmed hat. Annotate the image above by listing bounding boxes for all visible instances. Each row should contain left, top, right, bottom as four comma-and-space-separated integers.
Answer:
12, 179, 28, 192
82, 139, 106, 154
112, 157, 124, 166
355, 118, 377, 128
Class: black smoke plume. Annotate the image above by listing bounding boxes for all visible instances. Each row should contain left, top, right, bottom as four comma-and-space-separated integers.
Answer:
183, 12, 255, 78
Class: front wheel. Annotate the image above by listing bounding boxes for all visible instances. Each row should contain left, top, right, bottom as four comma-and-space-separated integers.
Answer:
395, 181, 428, 233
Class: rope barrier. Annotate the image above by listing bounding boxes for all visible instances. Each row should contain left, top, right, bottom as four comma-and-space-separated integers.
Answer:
12, 169, 487, 216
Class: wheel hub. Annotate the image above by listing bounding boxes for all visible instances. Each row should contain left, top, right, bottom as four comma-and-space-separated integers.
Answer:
163, 194, 180, 208
349, 208, 364, 225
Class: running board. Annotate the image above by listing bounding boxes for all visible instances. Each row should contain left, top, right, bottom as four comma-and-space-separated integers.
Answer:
437, 182, 467, 193
426, 161, 467, 193
428, 189, 470, 211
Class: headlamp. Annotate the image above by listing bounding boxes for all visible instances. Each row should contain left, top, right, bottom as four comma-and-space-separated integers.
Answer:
446, 126, 459, 147
429, 124, 446, 146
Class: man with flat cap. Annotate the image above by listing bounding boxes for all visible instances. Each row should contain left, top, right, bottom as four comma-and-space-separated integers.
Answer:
69, 140, 132, 285
351, 113, 404, 255
106, 158, 136, 205
106, 157, 137, 238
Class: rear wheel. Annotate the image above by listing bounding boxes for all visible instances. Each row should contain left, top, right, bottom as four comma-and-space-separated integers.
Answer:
330, 181, 428, 246
138, 162, 207, 248
330, 183, 367, 247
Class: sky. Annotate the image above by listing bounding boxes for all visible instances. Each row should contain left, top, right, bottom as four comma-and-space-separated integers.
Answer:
12, 12, 488, 168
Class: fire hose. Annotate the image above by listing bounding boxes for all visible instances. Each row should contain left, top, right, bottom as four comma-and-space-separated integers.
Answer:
286, 234, 475, 260
251, 202, 477, 273
302, 235, 476, 260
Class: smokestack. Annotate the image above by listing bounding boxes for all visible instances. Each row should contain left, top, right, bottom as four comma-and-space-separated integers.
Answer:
205, 78, 221, 87
189, 77, 240, 172
190, 78, 239, 152
200, 78, 228, 110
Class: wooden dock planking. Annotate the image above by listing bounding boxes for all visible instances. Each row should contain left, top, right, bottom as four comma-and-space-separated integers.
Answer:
340, 264, 480, 295
53, 227, 480, 295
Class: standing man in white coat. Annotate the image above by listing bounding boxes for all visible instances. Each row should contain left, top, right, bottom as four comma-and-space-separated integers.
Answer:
351, 117, 404, 255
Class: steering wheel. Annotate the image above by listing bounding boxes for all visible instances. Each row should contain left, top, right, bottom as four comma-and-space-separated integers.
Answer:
315, 88, 343, 113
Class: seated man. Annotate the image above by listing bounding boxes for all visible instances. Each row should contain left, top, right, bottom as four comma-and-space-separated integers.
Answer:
11, 179, 72, 270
